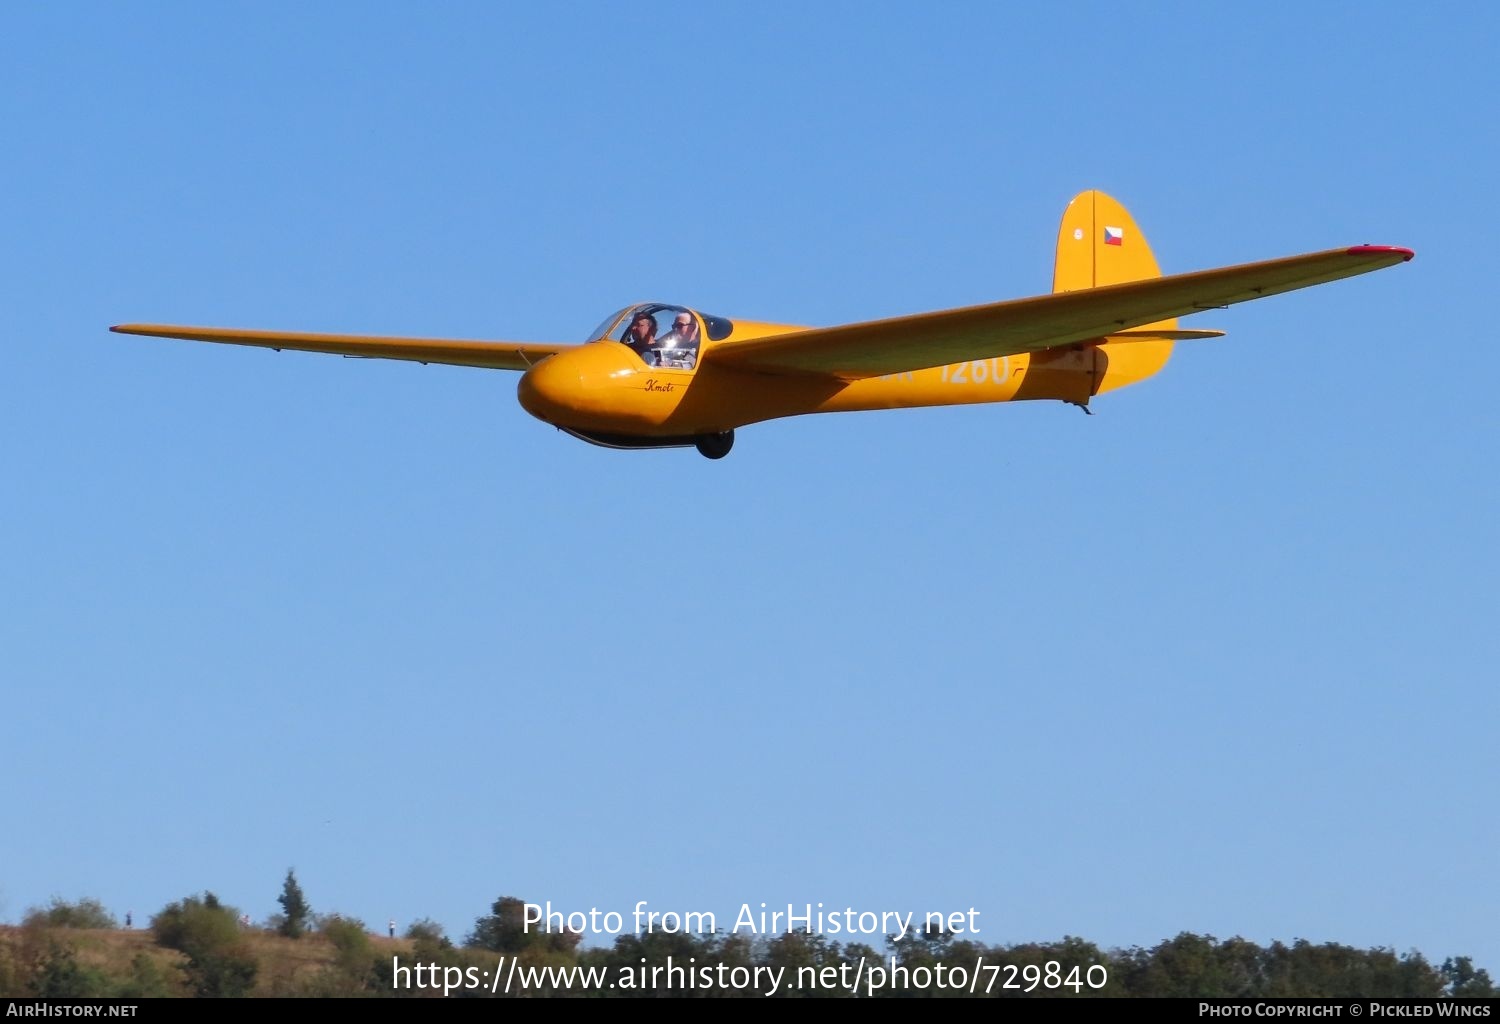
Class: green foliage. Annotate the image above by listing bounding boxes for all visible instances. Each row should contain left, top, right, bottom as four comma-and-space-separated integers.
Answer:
404, 916, 457, 978
388, 941, 475, 999
33, 941, 111, 997
320, 914, 372, 967
4, 898, 1492, 1000
318, 914, 370, 950
183, 948, 258, 998
151, 893, 240, 956
1443, 956, 1496, 997
766, 930, 841, 982
1109, 934, 1453, 999
115, 952, 179, 998
150, 891, 258, 998
465, 896, 528, 953
23, 897, 118, 930
1119, 932, 1260, 997
763, 931, 848, 998
405, 917, 451, 948
0, 939, 22, 994
594, 931, 753, 999
308, 913, 380, 995
277, 869, 311, 940
466, 896, 580, 956
1260, 939, 1445, 998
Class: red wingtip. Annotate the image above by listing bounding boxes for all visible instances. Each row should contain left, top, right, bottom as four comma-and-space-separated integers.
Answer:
1347, 245, 1415, 261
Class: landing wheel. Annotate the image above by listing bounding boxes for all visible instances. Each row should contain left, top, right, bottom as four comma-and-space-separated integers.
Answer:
694, 430, 734, 460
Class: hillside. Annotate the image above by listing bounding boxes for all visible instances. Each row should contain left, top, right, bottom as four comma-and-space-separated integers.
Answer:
0, 923, 420, 997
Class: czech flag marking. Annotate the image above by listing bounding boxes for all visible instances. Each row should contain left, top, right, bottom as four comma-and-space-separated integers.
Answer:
1104, 226, 1124, 246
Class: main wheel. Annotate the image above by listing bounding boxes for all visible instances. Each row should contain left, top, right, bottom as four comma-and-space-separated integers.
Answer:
694, 430, 734, 459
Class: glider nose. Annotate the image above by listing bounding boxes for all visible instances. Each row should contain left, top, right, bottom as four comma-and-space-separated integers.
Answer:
517, 354, 573, 424
517, 344, 641, 426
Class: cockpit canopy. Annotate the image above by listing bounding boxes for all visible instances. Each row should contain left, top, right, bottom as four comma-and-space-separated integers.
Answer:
586, 303, 734, 370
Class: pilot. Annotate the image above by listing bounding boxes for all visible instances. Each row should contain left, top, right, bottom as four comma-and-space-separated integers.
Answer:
656, 312, 699, 369
625, 312, 659, 361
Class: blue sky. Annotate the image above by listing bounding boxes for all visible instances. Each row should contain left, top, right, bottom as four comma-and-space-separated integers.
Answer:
3, 1, 1496, 976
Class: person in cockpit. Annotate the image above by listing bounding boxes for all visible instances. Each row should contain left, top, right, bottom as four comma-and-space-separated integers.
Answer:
656, 312, 700, 369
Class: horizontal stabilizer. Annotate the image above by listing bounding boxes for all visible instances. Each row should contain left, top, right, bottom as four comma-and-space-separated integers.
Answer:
1108, 329, 1226, 341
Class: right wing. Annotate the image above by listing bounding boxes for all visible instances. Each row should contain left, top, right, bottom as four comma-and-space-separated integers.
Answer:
110, 324, 576, 372
706, 246, 1413, 380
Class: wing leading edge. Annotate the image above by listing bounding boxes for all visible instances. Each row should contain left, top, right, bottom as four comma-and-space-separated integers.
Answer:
109, 324, 576, 372
706, 246, 1414, 380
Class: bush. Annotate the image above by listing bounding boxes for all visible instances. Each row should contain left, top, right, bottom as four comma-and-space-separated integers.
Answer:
23, 897, 117, 930
32, 942, 111, 998
316, 914, 379, 994
151, 893, 240, 956
116, 953, 179, 998
150, 892, 258, 998
405, 918, 451, 949
184, 948, 259, 998
319, 915, 372, 957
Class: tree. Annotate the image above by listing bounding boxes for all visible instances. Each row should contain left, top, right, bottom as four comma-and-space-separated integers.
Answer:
277, 869, 310, 940
1443, 957, 1496, 998
466, 896, 532, 953
467, 896, 579, 956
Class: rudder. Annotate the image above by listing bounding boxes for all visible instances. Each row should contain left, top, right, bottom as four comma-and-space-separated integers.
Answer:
1052, 190, 1174, 394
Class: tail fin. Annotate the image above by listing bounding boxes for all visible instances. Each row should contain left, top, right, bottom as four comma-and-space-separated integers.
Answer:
1054, 189, 1166, 291
1052, 190, 1175, 394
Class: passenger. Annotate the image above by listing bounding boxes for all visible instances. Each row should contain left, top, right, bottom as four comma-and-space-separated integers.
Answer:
656, 312, 700, 369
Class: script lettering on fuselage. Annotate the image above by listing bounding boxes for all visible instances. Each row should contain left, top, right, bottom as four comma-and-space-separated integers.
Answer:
642, 378, 676, 393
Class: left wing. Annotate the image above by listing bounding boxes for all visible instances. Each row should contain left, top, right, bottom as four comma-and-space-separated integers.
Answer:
707, 245, 1413, 379
110, 324, 576, 371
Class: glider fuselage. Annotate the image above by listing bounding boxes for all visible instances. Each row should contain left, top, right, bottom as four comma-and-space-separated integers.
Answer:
515, 321, 1104, 439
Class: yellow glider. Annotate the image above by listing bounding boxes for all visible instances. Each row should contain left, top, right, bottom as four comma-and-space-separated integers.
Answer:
113, 190, 1413, 459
